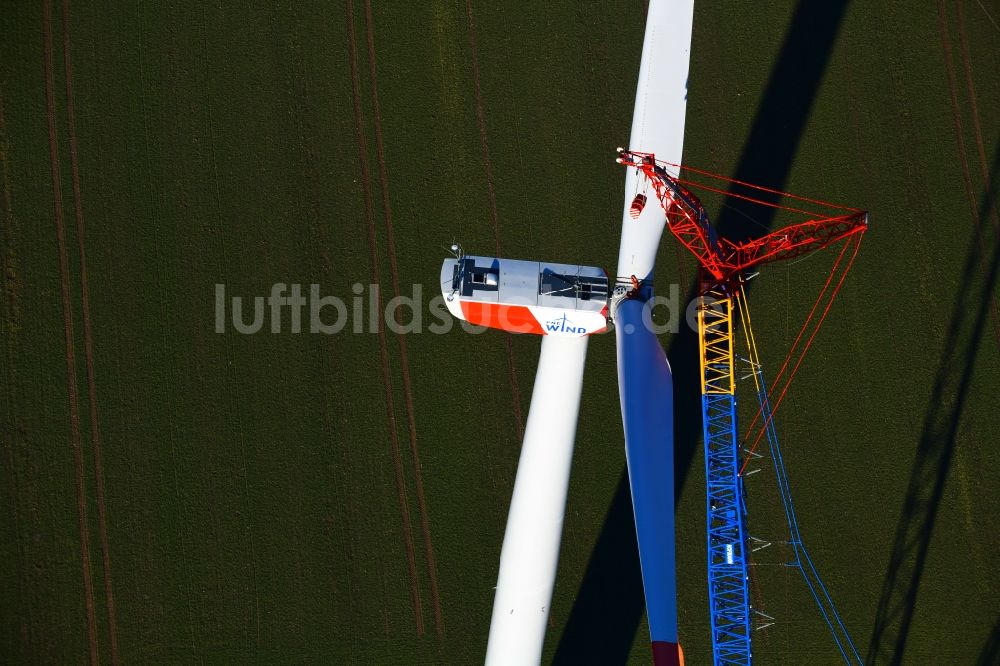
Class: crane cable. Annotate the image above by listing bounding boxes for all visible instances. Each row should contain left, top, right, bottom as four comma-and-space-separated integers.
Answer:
740, 237, 852, 439
735, 284, 763, 390
629, 151, 868, 470
657, 159, 863, 213
738, 233, 863, 475
672, 176, 848, 219
733, 265, 865, 664
732, 286, 772, 644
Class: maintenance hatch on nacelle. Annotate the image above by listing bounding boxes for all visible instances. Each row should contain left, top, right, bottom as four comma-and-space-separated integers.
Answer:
441, 251, 610, 336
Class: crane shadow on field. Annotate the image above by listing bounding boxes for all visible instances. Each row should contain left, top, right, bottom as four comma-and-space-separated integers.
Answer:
866, 143, 1000, 665
554, 1, 853, 662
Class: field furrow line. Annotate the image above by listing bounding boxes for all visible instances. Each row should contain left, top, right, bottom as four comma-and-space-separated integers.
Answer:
194, 5, 262, 647
464, 0, 525, 442
0, 76, 42, 658
346, 0, 424, 636
362, 0, 444, 642
59, 2, 120, 662
463, 1, 499, 255
42, 1, 99, 662
935, 0, 1000, 352
954, 0, 999, 234
950, 0, 1000, 563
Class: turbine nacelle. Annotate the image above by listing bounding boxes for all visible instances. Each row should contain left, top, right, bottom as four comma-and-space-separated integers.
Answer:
441, 253, 610, 336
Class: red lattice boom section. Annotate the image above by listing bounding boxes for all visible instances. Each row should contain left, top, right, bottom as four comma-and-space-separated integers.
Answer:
617, 149, 868, 285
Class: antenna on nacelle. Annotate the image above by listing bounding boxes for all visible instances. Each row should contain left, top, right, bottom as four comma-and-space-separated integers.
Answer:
446, 242, 464, 301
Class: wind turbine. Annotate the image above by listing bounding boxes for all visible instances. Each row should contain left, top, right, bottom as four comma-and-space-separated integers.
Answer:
440, 1, 695, 663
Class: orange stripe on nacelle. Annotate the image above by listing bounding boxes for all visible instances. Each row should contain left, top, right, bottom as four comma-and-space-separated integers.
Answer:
460, 301, 545, 335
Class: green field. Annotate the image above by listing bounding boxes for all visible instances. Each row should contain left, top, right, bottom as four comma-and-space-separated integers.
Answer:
1, 1, 997, 663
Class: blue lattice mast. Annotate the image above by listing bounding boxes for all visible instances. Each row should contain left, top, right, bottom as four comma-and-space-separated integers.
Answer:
699, 285, 752, 664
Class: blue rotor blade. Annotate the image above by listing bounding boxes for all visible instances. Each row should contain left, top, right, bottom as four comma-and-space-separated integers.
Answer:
615, 298, 679, 664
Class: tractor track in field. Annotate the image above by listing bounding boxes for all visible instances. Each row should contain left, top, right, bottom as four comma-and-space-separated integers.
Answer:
346, 0, 425, 637
59, 2, 120, 662
42, 1, 99, 662
935, 0, 1000, 353
0, 89, 20, 327
464, 0, 525, 442
948, 0, 1000, 563
0, 76, 40, 658
462, 0, 500, 253
931, 0, 1000, 596
844, 60, 877, 205
362, 0, 444, 641
954, 0, 999, 234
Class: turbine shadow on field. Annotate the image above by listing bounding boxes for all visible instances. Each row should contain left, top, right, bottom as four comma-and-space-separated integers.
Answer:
975, 615, 1000, 666
555, 2, 852, 661
553, 470, 643, 665
867, 143, 1000, 665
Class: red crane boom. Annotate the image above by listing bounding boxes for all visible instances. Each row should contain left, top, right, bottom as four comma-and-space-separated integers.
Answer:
616, 149, 868, 284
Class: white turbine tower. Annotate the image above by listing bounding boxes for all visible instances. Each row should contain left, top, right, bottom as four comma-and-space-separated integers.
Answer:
441, 1, 695, 663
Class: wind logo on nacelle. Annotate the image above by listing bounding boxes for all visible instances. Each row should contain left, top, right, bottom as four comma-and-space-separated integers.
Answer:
545, 314, 586, 334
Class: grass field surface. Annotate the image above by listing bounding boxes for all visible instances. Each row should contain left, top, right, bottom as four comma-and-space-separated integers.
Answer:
1, 1, 997, 663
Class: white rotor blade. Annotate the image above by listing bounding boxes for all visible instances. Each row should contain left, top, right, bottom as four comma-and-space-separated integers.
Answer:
485, 335, 588, 665
617, 0, 695, 282
614, 1, 694, 663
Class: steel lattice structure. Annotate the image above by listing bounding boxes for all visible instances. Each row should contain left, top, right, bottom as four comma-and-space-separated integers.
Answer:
616, 148, 866, 665
617, 150, 867, 282
699, 289, 751, 664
